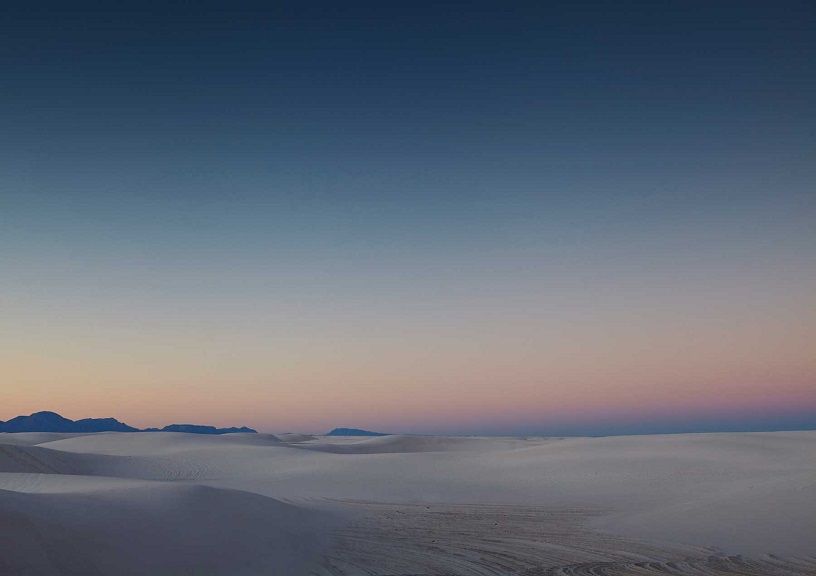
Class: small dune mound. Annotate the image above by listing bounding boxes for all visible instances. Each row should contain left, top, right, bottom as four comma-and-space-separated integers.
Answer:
224, 432, 283, 445
39, 431, 279, 456
277, 433, 318, 443
303, 435, 496, 454
0, 444, 87, 475
0, 432, 88, 446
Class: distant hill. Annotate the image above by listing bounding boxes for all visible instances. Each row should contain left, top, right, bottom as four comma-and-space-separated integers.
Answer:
74, 417, 140, 432
160, 424, 257, 435
0, 411, 139, 433
0, 411, 256, 434
327, 427, 388, 437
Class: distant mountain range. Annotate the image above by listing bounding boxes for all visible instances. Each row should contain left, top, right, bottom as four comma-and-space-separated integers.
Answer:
0, 412, 392, 437
145, 424, 256, 434
0, 411, 256, 434
327, 427, 388, 436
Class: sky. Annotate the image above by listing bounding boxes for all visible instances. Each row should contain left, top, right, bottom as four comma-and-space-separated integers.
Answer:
1, 1, 815, 435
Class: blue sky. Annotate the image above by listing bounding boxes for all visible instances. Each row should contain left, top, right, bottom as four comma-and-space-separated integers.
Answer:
2, 1, 815, 434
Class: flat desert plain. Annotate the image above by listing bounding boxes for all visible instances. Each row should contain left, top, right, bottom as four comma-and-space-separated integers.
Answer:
1, 431, 814, 575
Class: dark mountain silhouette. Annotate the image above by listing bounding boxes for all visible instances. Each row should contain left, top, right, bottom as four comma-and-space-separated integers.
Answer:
0, 411, 74, 432
0, 411, 256, 434
327, 427, 388, 436
160, 424, 256, 435
74, 417, 139, 432
0, 411, 138, 433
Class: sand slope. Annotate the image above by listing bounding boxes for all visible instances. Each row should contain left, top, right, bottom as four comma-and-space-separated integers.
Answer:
0, 476, 332, 576
1, 431, 814, 575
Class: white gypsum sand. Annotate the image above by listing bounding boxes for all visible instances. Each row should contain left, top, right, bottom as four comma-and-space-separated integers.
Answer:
1, 430, 814, 575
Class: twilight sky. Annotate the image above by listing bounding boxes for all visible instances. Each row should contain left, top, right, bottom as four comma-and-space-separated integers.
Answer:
2, 1, 815, 435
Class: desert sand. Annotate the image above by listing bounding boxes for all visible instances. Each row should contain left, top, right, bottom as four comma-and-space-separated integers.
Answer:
1, 430, 814, 575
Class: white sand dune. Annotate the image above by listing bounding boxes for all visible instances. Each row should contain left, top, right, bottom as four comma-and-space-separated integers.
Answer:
1, 431, 814, 575
0, 444, 87, 474
0, 477, 332, 575
34, 431, 282, 455
0, 433, 90, 446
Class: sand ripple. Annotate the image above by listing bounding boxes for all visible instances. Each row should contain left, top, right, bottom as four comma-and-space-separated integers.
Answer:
318, 501, 816, 576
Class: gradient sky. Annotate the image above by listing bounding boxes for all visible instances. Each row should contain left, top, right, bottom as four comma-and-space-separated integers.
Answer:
2, 1, 815, 435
